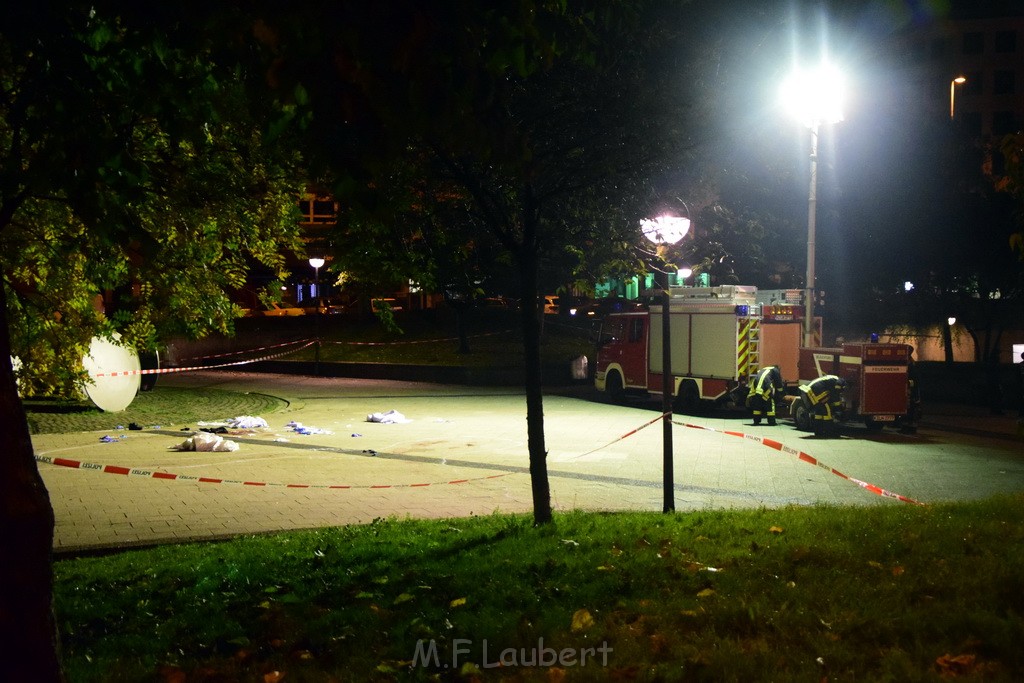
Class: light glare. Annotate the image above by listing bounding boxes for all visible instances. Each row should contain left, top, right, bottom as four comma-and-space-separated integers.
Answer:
640, 215, 691, 245
780, 62, 845, 127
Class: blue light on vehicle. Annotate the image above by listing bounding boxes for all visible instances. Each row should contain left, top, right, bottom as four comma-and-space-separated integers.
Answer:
735, 305, 749, 316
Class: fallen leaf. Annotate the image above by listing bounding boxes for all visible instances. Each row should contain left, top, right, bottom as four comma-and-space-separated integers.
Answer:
450, 597, 467, 608
936, 653, 977, 676
769, 526, 784, 534
891, 565, 906, 576
571, 608, 594, 632
263, 671, 285, 683
547, 667, 567, 682
597, 565, 615, 571
393, 593, 414, 605
696, 588, 716, 598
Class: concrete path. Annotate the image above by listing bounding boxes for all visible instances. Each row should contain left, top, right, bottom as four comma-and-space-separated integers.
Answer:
32, 371, 1024, 554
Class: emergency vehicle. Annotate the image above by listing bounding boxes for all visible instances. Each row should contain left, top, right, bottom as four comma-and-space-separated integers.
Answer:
789, 342, 914, 431
594, 285, 805, 412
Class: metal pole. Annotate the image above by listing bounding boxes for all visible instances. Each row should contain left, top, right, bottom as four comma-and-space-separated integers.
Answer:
661, 268, 674, 513
804, 123, 819, 348
313, 266, 321, 376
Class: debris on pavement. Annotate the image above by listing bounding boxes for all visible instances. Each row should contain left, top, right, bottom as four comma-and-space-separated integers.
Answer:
285, 421, 332, 435
170, 431, 240, 452
195, 415, 269, 430
366, 409, 411, 424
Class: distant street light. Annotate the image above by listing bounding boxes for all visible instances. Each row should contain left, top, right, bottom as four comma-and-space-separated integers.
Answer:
780, 61, 845, 347
950, 76, 966, 120
904, 281, 915, 292
309, 257, 326, 375
641, 215, 691, 513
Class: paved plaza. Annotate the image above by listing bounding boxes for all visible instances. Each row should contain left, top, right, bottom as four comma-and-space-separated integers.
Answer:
31, 371, 1024, 554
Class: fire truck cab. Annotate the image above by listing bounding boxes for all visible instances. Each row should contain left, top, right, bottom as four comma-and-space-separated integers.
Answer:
791, 342, 914, 431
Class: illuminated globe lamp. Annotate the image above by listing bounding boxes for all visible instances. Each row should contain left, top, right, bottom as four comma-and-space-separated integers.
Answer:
640, 213, 691, 514
640, 215, 691, 251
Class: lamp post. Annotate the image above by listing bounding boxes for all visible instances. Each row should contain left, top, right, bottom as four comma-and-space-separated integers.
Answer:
950, 76, 966, 120
780, 62, 845, 347
640, 215, 691, 513
309, 257, 326, 375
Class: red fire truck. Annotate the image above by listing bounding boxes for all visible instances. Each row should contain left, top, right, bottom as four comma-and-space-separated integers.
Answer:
789, 342, 914, 431
594, 285, 805, 412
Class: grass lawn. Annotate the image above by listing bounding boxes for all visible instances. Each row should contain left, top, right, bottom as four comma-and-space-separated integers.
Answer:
55, 497, 1024, 682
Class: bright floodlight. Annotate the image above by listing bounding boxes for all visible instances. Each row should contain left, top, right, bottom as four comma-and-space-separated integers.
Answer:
308, 257, 326, 269
641, 215, 691, 245
904, 281, 914, 292
780, 62, 845, 128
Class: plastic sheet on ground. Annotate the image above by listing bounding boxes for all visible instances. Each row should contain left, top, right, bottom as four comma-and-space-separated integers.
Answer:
195, 415, 269, 430
366, 409, 411, 424
170, 431, 240, 452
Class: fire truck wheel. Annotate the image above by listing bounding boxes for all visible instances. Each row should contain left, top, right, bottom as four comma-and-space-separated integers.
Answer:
606, 371, 625, 403
673, 380, 701, 415
864, 418, 886, 432
792, 402, 812, 431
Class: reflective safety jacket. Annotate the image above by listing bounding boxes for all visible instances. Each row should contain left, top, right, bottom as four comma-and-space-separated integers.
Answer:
748, 366, 783, 399
799, 374, 846, 406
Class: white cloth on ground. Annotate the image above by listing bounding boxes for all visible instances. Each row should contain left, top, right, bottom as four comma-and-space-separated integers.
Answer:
170, 431, 240, 452
366, 409, 411, 424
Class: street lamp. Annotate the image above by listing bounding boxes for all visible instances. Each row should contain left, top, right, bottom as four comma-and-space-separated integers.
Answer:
780, 61, 845, 347
950, 76, 966, 120
640, 214, 691, 513
309, 257, 326, 375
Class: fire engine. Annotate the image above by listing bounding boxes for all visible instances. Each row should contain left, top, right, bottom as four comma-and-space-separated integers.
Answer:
789, 342, 914, 431
594, 285, 805, 412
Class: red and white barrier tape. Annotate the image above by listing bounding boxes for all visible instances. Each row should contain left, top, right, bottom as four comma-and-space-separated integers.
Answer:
669, 419, 925, 506
567, 412, 668, 460
33, 454, 515, 489
325, 330, 513, 347
91, 341, 315, 378
175, 338, 313, 364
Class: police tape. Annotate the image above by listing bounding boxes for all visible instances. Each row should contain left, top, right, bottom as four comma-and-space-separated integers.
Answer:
566, 412, 666, 460
325, 330, 513, 346
174, 338, 313, 363
33, 454, 516, 489
669, 418, 925, 506
90, 341, 315, 378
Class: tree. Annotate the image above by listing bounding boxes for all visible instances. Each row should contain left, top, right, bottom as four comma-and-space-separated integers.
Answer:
1, 4, 305, 677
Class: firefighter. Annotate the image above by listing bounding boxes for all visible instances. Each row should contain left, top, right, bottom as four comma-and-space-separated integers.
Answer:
798, 374, 847, 436
748, 365, 784, 426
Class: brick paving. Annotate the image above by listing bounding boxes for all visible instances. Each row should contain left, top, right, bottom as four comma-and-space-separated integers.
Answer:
31, 370, 1024, 555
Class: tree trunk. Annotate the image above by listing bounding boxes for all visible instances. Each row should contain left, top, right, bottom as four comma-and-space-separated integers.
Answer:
0, 285, 64, 681
517, 240, 552, 526
942, 317, 955, 364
